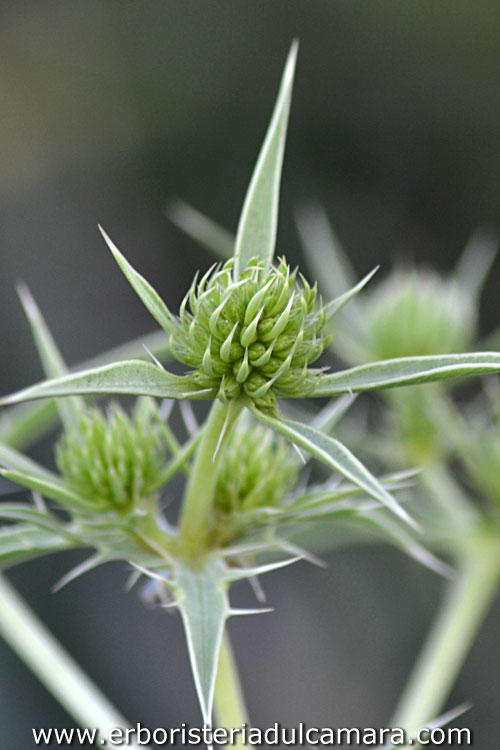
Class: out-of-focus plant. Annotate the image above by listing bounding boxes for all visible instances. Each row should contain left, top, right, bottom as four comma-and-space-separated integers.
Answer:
294, 206, 500, 739
1, 42, 500, 746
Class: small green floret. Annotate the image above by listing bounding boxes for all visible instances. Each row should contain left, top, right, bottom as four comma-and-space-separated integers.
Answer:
171, 257, 329, 408
56, 398, 168, 512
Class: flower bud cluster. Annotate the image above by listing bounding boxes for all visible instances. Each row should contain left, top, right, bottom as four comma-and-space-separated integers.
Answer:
171, 257, 329, 408
214, 420, 298, 517
56, 398, 168, 513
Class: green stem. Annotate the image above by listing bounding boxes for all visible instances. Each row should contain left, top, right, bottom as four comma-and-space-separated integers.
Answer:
0, 575, 150, 750
214, 629, 249, 748
179, 399, 241, 557
391, 526, 500, 734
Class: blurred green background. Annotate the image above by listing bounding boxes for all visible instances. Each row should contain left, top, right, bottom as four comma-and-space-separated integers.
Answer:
1, 1, 500, 747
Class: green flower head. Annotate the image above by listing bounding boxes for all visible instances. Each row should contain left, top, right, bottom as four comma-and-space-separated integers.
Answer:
211, 418, 298, 545
56, 398, 168, 513
171, 257, 330, 408
214, 420, 298, 516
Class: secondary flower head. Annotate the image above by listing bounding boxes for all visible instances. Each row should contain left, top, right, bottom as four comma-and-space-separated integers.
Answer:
215, 419, 298, 516
365, 270, 476, 361
56, 398, 168, 513
171, 257, 329, 408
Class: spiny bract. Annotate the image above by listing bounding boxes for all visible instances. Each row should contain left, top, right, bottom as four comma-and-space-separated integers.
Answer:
171, 257, 330, 408
56, 398, 168, 512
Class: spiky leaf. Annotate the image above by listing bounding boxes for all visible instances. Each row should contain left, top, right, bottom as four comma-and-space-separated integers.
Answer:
173, 557, 230, 725
0, 328, 171, 451
0, 361, 214, 407
99, 226, 178, 336
250, 405, 415, 527
234, 41, 298, 277
311, 353, 500, 397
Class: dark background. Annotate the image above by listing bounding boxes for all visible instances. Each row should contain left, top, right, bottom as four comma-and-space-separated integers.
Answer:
1, 1, 500, 747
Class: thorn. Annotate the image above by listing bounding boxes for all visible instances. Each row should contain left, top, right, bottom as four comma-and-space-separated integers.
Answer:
277, 539, 326, 568
180, 400, 199, 435
129, 562, 171, 585
31, 490, 47, 512
52, 555, 104, 592
292, 443, 307, 464
213, 405, 235, 461
125, 568, 142, 592
226, 555, 303, 581
161, 599, 179, 609
143, 344, 165, 369
160, 399, 175, 421
248, 575, 267, 603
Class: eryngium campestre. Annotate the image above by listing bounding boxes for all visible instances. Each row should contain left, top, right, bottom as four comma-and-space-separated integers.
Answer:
171, 257, 330, 408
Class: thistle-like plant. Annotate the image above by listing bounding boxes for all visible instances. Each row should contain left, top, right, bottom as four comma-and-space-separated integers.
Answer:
2, 42, 500, 737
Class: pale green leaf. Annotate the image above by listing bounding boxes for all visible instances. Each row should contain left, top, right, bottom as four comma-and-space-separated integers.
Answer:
0, 525, 71, 569
17, 284, 85, 430
0, 360, 214, 407
250, 405, 416, 528
99, 226, 178, 336
234, 41, 298, 277
311, 353, 500, 397
166, 200, 234, 260
173, 556, 230, 725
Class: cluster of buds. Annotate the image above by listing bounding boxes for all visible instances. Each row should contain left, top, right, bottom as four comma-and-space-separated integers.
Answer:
365, 270, 475, 361
56, 398, 168, 513
211, 418, 298, 544
214, 419, 298, 516
171, 257, 330, 408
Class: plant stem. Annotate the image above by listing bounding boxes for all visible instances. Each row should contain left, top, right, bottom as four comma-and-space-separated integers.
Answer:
179, 399, 241, 557
0, 575, 150, 750
214, 629, 249, 748
391, 526, 500, 735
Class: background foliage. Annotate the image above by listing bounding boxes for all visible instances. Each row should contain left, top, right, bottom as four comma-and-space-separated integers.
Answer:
1, 1, 500, 746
